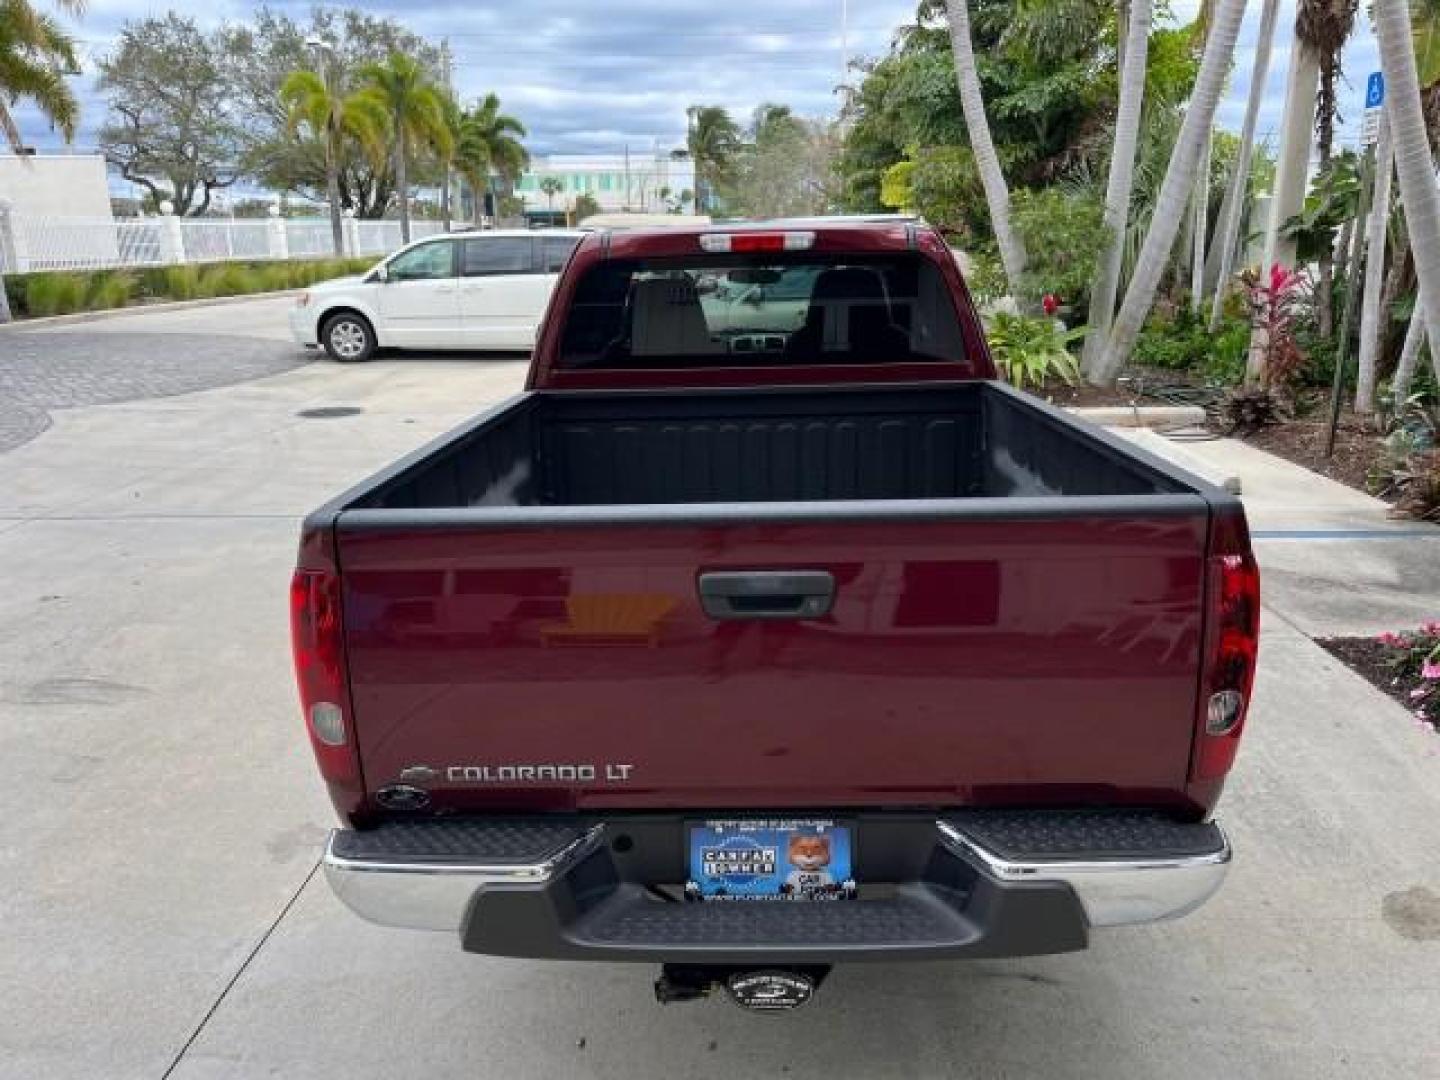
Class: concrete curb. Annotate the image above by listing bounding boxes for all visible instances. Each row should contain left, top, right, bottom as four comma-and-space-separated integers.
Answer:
1113, 427, 1243, 494
1070, 405, 1208, 429
0, 289, 299, 330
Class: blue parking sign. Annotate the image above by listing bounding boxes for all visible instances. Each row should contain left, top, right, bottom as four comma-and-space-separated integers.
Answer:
1367, 72, 1385, 109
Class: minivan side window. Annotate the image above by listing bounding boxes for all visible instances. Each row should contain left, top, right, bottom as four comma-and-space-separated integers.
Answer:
461, 238, 532, 277
539, 235, 581, 273
386, 241, 455, 281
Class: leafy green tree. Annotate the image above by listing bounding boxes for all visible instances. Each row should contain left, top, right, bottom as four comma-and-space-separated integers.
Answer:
539, 175, 563, 215
97, 14, 245, 215
573, 192, 602, 221
0, 0, 80, 150
731, 113, 841, 218
686, 105, 741, 212
455, 92, 528, 220
0, 0, 81, 323
359, 51, 452, 242
222, 7, 440, 218
280, 67, 388, 253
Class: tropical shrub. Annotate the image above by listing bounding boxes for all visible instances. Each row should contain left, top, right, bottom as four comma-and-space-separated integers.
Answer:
1373, 623, 1440, 726
1243, 263, 1309, 393
1132, 306, 1250, 384
986, 312, 1083, 389
1009, 188, 1108, 316
1219, 387, 1281, 433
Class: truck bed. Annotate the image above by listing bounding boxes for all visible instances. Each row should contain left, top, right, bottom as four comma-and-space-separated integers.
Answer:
350, 382, 1187, 511
312, 381, 1229, 819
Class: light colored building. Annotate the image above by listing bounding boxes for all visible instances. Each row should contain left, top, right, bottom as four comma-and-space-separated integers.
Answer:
0, 154, 119, 270
514, 151, 697, 222
0, 153, 113, 219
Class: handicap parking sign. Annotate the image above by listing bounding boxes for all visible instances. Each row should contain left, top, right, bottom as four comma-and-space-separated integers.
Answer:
1367, 72, 1385, 109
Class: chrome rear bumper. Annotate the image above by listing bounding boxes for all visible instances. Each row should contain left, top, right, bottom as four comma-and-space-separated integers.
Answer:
323, 826, 603, 931
323, 813, 1230, 943
935, 820, 1230, 928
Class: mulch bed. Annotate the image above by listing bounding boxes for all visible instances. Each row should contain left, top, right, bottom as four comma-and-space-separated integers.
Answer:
1318, 636, 1439, 735
1238, 393, 1394, 499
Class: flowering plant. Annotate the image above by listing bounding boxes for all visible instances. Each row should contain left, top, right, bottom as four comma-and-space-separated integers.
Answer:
1376, 622, 1440, 726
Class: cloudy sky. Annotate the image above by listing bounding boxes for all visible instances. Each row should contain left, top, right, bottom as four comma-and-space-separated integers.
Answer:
16, 0, 1384, 160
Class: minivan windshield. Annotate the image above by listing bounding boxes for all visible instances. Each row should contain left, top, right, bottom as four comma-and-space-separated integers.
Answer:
557, 253, 968, 369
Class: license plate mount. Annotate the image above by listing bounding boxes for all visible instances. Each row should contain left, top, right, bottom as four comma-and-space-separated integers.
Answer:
686, 818, 855, 901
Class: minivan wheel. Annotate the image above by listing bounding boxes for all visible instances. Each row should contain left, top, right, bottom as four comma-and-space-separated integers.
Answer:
321, 312, 376, 363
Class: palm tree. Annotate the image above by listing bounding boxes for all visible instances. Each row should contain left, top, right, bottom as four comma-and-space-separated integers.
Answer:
280, 68, 388, 255
943, 0, 1026, 291
1258, 20, 1322, 280
1384, 0, 1440, 404
1208, 0, 1280, 330
1081, 0, 1153, 381
0, 0, 83, 324
1300, 0, 1360, 339
1376, 0, 1440, 384
358, 52, 452, 243
1094, 0, 1249, 385
1355, 115, 1394, 414
539, 175, 563, 216
458, 93, 528, 222
686, 106, 740, 213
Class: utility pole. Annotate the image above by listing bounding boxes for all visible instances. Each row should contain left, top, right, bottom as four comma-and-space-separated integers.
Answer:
440, 39, 453, 231
840, 0, 848, 95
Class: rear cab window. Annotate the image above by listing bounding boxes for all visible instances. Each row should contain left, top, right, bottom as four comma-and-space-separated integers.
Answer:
557, 252, 968, 370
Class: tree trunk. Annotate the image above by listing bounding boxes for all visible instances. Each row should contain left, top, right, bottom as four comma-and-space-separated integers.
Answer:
0, 275, 12, 324
1190, 128, 1212, 316
395, 130, 411, 243
1250, 44, 1320, 383
327, 134, 345, 256
1390, 297, 1428, 403
1208, 0, 1280, 329
1356, 116, 1394, 415
1082, 0, 1152, 383
1376, 0, 1440, 381
1094, 0, 1250, 385
1260, 45, 1322, 274
945, 0, 1027, 291
441, 164, 452, 232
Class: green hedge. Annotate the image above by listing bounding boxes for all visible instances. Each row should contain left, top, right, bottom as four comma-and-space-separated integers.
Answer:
3, 257, 376, 319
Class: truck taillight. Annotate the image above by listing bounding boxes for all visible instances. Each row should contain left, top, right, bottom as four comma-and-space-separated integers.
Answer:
1191, 515, 1260, 782
698, 231, 815, 253
290, 569, 363, 798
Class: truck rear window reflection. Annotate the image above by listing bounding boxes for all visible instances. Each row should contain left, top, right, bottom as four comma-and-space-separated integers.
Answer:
557, 254, 968, 370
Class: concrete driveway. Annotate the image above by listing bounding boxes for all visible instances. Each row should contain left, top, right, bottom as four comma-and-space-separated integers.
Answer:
2, 298, 1438, 1079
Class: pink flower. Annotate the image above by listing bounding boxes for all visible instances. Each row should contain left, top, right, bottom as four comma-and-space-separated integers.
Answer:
1421, 622, 1440, 635
1422, 661, 1440, 680
1412, 688, 1429, 700
1378, 632, 1403, 646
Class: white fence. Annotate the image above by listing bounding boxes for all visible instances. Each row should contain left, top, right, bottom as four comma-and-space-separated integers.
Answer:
0, 211, 447, 274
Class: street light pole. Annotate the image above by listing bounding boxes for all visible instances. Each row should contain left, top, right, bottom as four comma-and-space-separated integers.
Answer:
440, 39, 453, 232
305, 38, 344, 256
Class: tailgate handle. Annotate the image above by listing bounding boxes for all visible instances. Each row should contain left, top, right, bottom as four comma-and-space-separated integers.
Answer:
697, 571, 835, 620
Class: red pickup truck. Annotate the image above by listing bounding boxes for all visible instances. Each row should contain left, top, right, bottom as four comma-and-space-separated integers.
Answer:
292, 220, 1258, 1011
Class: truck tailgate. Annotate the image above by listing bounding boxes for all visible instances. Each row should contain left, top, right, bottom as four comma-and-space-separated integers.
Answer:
336, 506, 1209, 811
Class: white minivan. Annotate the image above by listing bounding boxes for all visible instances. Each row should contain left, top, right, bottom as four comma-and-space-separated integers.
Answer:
289, 229, 586, 362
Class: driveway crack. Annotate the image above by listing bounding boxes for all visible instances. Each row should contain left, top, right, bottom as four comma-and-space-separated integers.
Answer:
159, 859, 320, 1079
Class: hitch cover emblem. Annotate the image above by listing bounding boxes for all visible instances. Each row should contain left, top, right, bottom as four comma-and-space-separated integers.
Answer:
725, 970, 815, 1012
